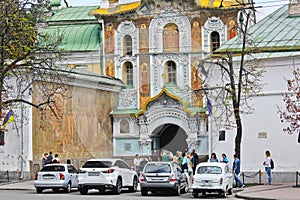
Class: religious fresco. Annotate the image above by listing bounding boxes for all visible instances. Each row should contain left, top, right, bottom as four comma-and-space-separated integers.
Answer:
105, 25, 115, 54
105, 58, 115, 77
191, 57, 203, 107
163, 23, 179, 52
228, 20, 237, 39
139, 56, 150, 107
192, 20, 202, 51
32, 84, 119, 166
139, 24, 149, 53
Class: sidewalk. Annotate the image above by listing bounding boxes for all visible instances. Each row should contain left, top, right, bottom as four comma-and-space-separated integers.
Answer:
235, 182, 300, 200
0, 180, 299, 199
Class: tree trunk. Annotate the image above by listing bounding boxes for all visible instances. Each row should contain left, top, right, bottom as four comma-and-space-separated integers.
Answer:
234, 108, 242, 159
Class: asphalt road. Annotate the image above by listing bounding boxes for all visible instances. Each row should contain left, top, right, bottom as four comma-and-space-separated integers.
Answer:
0, 189, 243, 199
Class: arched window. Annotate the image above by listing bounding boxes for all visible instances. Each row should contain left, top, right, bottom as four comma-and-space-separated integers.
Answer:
123, 35, 132, 56
163, 23, 179, 52
123, 62, 133, 86
211, 31, 220, 52
120, 119, 129, 133
165, 61, 176, 84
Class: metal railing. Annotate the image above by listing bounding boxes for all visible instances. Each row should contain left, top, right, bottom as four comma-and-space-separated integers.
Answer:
0, 170, 9, 182
296, 171, 300, 187
241, 170, 262, 185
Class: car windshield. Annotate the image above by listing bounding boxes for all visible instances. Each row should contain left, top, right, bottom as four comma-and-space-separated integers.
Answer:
145, 163, 171, 173
41, 165, 65, 172
82, 161, 112, 168
197, 166, 222, 174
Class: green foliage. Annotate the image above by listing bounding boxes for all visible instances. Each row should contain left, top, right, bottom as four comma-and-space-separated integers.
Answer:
0, 0, 67, 125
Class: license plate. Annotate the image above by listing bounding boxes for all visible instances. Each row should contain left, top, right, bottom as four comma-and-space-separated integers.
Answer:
88, 172, 100, 176
151, 177, 163, 180
43, 176, 54, 180
201, 182, 212, 187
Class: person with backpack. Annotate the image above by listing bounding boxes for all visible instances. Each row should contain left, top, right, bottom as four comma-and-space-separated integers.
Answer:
263, 150, 272, 185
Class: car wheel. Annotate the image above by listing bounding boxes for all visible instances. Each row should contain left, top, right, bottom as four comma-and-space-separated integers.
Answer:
52, 188, 60, 193
113, 178, 122, 195
192, 192, 198, 198
79, 188, 88, 195
129, 176, 138, 192
141, 188, 148, 196
228, 188, 233, 195
36, 188, 43, 193
64, 182, 71, 193
180, 179, 188, 194
174, 184, 180, 196
99, 188, 105, 193
221, 191, 227, 198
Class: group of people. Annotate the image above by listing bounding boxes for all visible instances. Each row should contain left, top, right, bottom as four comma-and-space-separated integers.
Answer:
208, 150, 273, 187
41, 151, 61, 167
133, 147, 199, 177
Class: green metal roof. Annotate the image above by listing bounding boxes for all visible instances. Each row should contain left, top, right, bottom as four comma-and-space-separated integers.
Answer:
42, 24, 101, 51
50, 0, 61, 7
47, 6, 99, 22
110, 109, 142, 116
217, 5, 300, 53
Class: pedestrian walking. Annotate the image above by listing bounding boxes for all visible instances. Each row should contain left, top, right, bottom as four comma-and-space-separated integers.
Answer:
48, 151, 53, 161
190, 149, 199, 174
232, 154, 244, 188
133, 154, 141, 176
41, 153, 49, 167
140, 155, 148, 171
52, 154, 60, 163
263, 150, 272, 185
150, 148, 160, 161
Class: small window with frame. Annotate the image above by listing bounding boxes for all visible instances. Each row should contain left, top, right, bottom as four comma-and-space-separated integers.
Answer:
219, 130, 225, 141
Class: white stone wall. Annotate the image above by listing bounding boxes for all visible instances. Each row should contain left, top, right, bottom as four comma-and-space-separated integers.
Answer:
209, 55, 300, 174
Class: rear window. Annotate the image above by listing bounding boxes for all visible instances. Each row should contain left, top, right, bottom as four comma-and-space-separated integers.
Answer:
145, 163, 171, 173
197, 166, 222, 174
82, 161, 112, 168
41, 165, 65, 172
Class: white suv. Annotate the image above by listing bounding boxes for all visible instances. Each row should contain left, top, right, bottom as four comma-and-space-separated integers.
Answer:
78, 158, 138, 195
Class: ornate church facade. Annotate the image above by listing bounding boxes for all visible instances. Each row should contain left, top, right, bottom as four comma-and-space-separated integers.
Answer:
89, 0, 245, 157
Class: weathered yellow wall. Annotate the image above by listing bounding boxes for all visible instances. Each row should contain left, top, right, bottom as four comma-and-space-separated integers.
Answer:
32, 84, 118, 168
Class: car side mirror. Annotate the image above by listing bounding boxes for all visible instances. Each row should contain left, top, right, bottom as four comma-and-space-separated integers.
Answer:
130, 165, 134, 170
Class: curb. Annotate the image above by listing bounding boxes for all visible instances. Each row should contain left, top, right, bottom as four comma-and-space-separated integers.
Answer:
235, 194, 276, 200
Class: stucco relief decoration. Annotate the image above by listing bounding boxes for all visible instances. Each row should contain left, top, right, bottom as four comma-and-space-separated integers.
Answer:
149, 7, 191, 53
202, 16, 226, 53
118, 55, 137, 65
186, 137, 200, 148
118, 89, 138, 109
116, 21, 138, 56
152, 53, 189, 92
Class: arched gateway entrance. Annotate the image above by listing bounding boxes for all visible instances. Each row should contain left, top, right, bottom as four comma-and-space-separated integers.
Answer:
151, 124, 188, 154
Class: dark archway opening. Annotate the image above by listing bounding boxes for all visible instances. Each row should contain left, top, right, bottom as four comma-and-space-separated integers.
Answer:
151, 124, 188, 154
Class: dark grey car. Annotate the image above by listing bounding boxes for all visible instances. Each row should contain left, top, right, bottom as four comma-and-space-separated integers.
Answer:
139, 161, 189, 196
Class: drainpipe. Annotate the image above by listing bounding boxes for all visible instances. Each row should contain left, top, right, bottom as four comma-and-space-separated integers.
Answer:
19, 101, 24, 180
98, 20, 104, 75
19, 83, 33, 180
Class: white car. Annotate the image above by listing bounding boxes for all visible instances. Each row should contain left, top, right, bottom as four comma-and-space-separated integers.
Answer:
34, 164, 78, 193
191, 162, 234, 198
78, 158, 138, 195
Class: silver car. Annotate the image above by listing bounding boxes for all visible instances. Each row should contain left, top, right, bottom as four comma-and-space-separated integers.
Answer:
139, 161, 189, 196
34, 164, 78, 193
